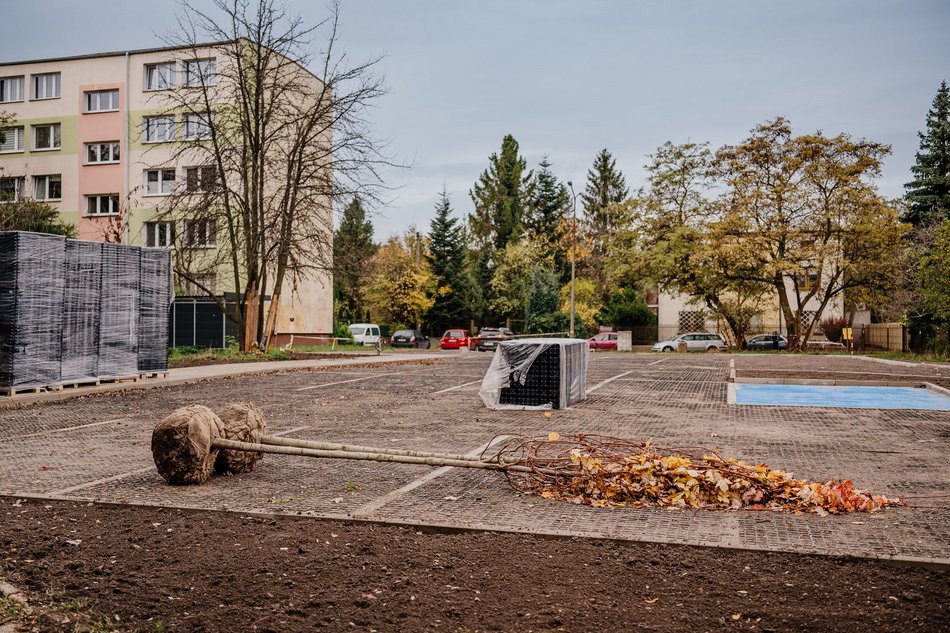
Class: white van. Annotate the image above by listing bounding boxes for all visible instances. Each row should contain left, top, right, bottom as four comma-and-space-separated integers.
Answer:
348, 323, 381, 346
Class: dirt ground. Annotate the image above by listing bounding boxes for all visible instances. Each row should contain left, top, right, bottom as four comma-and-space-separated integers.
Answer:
1, 497, 946, 633
169, 352, 368, 368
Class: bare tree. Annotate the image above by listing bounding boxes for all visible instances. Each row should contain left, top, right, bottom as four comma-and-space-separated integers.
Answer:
146, 0, 393, 350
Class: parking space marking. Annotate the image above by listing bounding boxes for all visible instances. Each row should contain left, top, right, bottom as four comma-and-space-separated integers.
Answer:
432, 379, 483, 395
11, 418, 130, 441
586, 371, 634, 395
349, 435, 508, 518
295, 372, 403, 391
648, 358, 667, 366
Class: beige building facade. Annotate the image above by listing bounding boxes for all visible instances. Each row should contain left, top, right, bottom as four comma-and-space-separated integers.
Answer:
0, 43, 333, 339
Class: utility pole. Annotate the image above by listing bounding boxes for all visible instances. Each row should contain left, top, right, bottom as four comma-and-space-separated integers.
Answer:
567, 181, 578, 338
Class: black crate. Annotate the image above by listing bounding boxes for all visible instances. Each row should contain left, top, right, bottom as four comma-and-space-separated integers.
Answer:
494, 339, 588, 409
0, 232, 67, 389
61, 240, 102, 383
98, 243, 141, 378
138, 249, 171, 372
499, 344, 563, 408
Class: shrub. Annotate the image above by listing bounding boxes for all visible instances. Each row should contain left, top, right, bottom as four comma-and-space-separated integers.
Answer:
819, 315, 849, 343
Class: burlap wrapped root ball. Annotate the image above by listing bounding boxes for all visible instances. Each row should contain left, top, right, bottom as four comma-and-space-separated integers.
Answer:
151, 405, 226, 485
214, 402, 267, 474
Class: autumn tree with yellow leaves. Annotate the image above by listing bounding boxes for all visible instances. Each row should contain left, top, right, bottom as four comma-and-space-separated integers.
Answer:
362, 232, 435, 330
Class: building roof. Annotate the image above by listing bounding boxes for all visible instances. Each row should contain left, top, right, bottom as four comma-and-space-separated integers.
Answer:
0, 41, 235, 68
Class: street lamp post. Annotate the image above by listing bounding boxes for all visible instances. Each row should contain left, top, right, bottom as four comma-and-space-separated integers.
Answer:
567, 181, 578, 338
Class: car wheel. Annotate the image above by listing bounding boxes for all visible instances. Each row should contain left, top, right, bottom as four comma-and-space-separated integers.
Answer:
662, 346, 674, 352
706, 346, 720, 353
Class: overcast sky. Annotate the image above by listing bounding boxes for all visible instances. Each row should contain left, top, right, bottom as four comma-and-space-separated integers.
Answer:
4, 1, 949, 238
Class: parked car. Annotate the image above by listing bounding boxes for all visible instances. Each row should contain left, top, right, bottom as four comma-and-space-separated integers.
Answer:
474, 327, 513, 351
391, 329, 431, 349
745, 334, 788, 350
440, 329, 471, 350
652, 332, 728, 353
348, 323, 381, 346
588, 332, 618, 351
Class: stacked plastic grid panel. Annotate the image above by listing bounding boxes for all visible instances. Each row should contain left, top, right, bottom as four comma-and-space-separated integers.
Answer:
138, 248, 171, 372
61, 240, 103, 383
479, 338, 589, 410
0, 232, 67, 390
98, 243, 142, 378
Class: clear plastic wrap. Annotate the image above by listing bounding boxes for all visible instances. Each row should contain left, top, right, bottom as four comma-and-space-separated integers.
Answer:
97, 243, 141, 378
138, 248, 171, 372
479, 338, 588, 410
0, 232, 67, 389
61, 240, 102, 383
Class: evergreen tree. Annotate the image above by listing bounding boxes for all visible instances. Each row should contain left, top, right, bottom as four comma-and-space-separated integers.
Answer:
524, 266, 560, 332
526, 156, 569, 244
905, 81, 950, 226
581, 148, 629, 228
333, 197, 376, 324
426, 189, 470, 334
469, 134, 534, 251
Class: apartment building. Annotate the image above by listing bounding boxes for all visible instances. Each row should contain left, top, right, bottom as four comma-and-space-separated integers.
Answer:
0, 43, 333, 340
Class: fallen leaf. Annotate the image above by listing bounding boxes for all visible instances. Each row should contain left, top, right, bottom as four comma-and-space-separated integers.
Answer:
731, 614, 741, 621
645, 597, 658, 604
547, 431, 560, 441
65, 539, 82, 546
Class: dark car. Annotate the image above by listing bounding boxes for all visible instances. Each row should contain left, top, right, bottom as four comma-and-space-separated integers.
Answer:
745, 334, 787, 350
474, 327, 513, 352
391, 329, 430, 349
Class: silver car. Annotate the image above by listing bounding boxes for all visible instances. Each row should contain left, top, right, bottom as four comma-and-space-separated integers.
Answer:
652, 332, 728, 353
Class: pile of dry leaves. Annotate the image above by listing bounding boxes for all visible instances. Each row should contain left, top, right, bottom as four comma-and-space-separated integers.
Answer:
494, 434, 903, 515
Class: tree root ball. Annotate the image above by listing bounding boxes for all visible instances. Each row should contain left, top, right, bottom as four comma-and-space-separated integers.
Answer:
151, 405, 226, 485
214, 402, 267, 474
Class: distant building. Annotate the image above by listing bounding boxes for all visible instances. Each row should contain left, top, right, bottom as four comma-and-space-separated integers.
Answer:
0, 43, 333, 340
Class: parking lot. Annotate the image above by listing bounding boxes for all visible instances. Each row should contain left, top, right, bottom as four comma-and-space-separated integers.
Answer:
1, 351, 948, 564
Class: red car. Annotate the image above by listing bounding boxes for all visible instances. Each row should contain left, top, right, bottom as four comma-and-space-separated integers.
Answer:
440, 329, 471, 350
588, 332, 618, 350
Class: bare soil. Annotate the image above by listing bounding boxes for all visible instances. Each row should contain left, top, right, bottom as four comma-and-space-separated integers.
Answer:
170, 352, 367, 368
1, 497, 946, 632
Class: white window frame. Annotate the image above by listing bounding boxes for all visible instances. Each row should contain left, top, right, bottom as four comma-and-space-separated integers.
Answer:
184, 165, 218, 192
185, 58, 217, 87
183, 113, 214, 140
84, 89, 119, 113
144, 168, 176, 196
145, 221, 175, 248
0, 76, 24, 103
32, 123, 61, 151
0, 176, 24, 202
84, 141, 121, 164
85, 194, 121, 216
183, 218, 216, 248
144, 115, 176, 143
33, 174, 62, 201
0, 126, 25, 153
32, 73, 61, 100
144, 62, 176, 90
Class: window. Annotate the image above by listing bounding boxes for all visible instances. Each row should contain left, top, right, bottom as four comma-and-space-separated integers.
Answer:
678, 310, 706, 334
0, 76, 23, 102
144, 116, 175, 142
85, 141, 120, 164
32, 123, 61, 150
796, 269, 820, 291
0, 177, 24, 202
33, 175, 62, 201
85, 194, 120, 216
144, 62, 176, 90
144, 168, 176, 195
185, 165, 218, 192
85, 89, 119, 112
184, 218, 215, 247
184, 113, 213, 140
0, 126, 25, 153
145, 221, 175, 247
185, 58, 216, 87
32, 73, 60, 100
180, 272, 217, 294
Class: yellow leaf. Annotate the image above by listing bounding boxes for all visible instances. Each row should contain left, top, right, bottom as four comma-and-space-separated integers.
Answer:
547, 431, 560, 441
731, 614, 741, 621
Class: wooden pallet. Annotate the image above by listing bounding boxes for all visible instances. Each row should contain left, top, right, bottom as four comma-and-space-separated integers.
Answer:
1, 383, 64, 397
138, 371, 169, 380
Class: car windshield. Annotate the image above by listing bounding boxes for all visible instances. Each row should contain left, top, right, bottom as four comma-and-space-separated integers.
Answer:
445, 330, 463, 338
394, 330, 412, 337
481, 329, 500, 336
349, 327, 365, 336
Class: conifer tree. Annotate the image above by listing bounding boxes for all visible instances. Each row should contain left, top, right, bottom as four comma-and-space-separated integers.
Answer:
581, 148, 629, 229
333, 197, 376, 324
527, 156, 570, 245
426, 189, 470, 334
469, 134, 534, 251
905, 81, 950, 226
